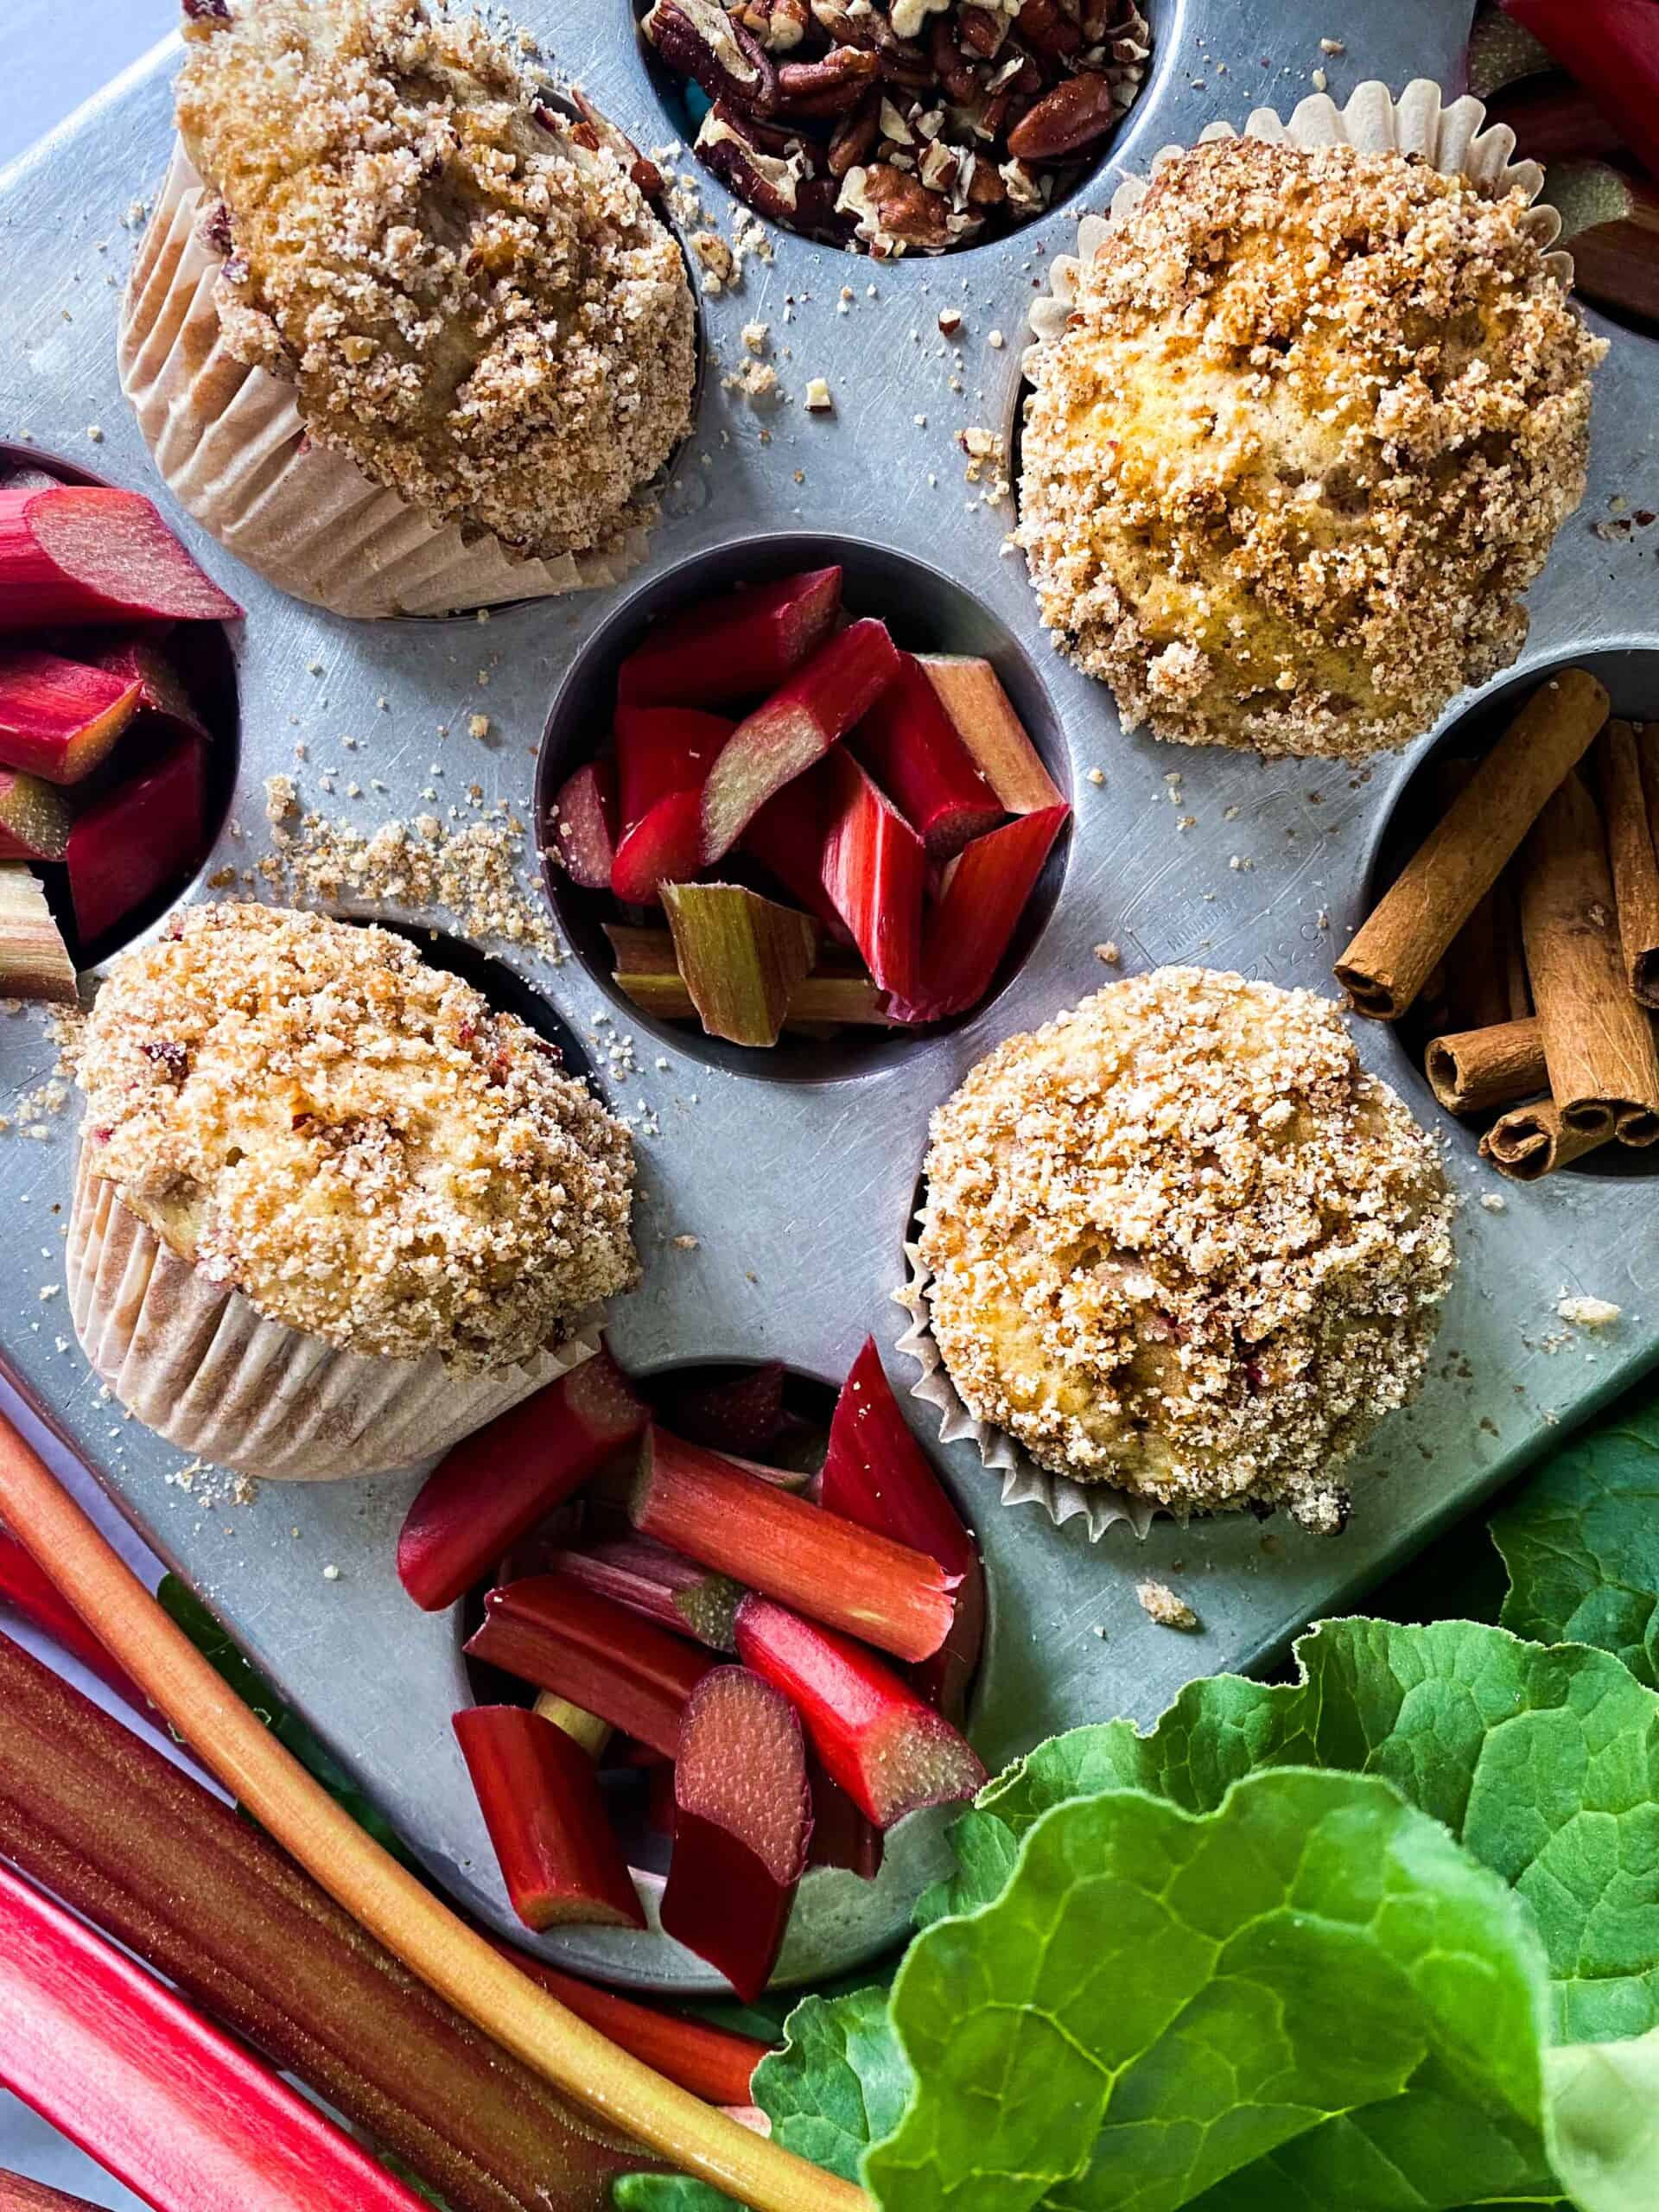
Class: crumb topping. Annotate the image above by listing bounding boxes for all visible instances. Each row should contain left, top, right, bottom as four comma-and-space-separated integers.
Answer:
918, 969, 1457, 1532
177, 0, 696, 563
74, 905, 638, 1368
1019, 137, 1604, 760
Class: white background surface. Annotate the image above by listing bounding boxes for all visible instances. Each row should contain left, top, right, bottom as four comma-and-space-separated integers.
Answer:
5, 10, 186, 2204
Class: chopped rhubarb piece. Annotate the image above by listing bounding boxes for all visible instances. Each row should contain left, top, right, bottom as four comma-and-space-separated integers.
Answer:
454, 1705, 645, 1932
1501, 0, 1659, 185
632, 1427, 958, 1663
822, 1338, 985, 1723
617, 566, 842, 709
662, 881, 818, 1047
548, 758, 618, 891
808, 1761, 883, 1881
0, 648, 142, 784
743, 768, 850, 938
465, 1573, 713, 1758
397, 1346, 649, 1612
549, 1535, 745, 1650
817, 750, 925, 1001
0, 770, 71, 861
1465, 8, 1552, 96
82, 632, 212, 746
0, 868, 77, 1003
734, 1595, 986, 1827
1548, 162, 1659, 321
615, 706, 732, 832
850, 654, 1004, 860
0, 486, 243, 631
609, 942, 893, 1028
1488, 77, 1627, 162
662, 1361, 793, 1456
0, 2169, 105, 2209
700, 619, 902, 864
661, 1669, 810, 2001
611, 785, 702, 905
532, 1689, 613, 1759
913, 655, 1064, 815
66, 739, 204, 945
0, 465, 63, 494
491, 1945, 769, 2106
887, 804, 1069, 1024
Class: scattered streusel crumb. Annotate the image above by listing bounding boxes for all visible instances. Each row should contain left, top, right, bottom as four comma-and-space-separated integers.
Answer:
1136, 1578, 1200, 1631
1557, 1294, 1620, 1328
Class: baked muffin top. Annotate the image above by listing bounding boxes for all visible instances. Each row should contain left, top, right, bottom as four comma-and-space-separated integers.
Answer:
176, 0, 696, 563
1018, 136, 1602, 760
75, 904, 638, 1369
918, 969, 1457, 1532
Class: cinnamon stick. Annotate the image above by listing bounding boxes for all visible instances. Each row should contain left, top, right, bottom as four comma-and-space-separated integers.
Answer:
1520, 770, 1659, 1147
1336, 668, 1609, 1019
1479, 1096, 1611, 1180
1425, 1017, 1547, 1116
1597, 719, 1659, 1007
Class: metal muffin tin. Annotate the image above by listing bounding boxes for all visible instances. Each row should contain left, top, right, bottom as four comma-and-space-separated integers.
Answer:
3, 0, 1656, 1994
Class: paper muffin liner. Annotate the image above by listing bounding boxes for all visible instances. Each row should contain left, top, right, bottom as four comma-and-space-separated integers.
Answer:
66, 1148, 599, 1482
117, 143, 653, 620
893, 1238, 1157, 1544
1024, 78, 1572, 372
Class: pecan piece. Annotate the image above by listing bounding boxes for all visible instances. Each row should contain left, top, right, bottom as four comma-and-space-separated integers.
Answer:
738, 0, 810, 49
828, 90, 884, 177
696, 99, 842, 231
839, 160, 955, 250
1006, 67, 1117, 158
956, 6, 1007, 58
777, 46, 881, 116
929, 16, 980, 101
569, 84, 666, 196
644, 0, 779, 115
1015, 0, 1083, 57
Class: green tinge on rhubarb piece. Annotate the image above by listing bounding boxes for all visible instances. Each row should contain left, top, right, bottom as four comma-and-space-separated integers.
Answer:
0, 769, 72, 861
1466, 9, 1554, 96
661, 883, 819, 1048
1548, 159, 1639, 238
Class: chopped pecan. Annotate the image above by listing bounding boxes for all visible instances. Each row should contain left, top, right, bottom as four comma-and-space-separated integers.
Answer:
738, 0, 810, 49
569, 84, 666, 196
828, 90, 884, 177
839, 160, 955, 249
697, 100, 841, 231
929, 15, 980, 101
963, 148, 1007, 202
1015, 0, 1083, 56
1006, 67, 1116, 157
644, 0, 779, 114
956, 6, 1007, 58
777, 45, 881, 115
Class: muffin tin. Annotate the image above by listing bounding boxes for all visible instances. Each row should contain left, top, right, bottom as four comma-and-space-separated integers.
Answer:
2, 0, 1656, 1994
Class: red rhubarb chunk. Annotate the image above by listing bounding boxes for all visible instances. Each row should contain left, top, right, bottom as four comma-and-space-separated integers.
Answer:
548, 1534, 745, 1650
822, 1337, 985, 1722
0, 486, 243, 631
0, 1524, 149, 1713
0, 649, 142, 784
661, 1359, 793, 1455
742, 767, 851, 940
632, 1426, 957, 1663
817, 749, 925, 1001
614, 706, 732, 833
550, 759, 619, 891
454, 1705, 645, 1932
850, 654, 1004, 861
0, 769, 72, 862
617, 566, 843, 709
66, 739, 205, 945
611, 786, 703, 905
397, 1345, 649, 1611
734, 1595, 986, 1828
808, 1760, 884, 1881
700, 619, 902, 865
81, 631, 213, 747
465, 1574, 713, 1758
1501, 0, 1659, 183
661, 1668, 811, 2001
888, 803, 1069, 1024
914, 654, 1064, 816
1487, 76, 1628, 162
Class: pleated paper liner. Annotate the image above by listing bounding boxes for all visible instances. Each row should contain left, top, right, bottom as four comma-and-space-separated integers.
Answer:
66, 1148, 600, 1482
1024, 78, 1572, 372
118, 143, 652, 620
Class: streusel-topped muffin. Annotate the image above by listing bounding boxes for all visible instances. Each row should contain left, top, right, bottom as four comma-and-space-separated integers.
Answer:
1019, 136, 1601, 760
918, 969, 1456, 1532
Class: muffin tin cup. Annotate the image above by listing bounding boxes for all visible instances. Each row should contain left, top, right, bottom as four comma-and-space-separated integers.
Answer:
65, 1149, 602, 1482
118, 143, 658, 620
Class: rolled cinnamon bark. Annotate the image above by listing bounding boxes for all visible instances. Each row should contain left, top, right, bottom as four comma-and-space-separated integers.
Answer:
1520, 770, 1659, 1147
1426, 1016, 1547, 1116
1336, 668, 1609, 1019
1479, 1096, 1612, 1181
1598, 719, 1659, 1007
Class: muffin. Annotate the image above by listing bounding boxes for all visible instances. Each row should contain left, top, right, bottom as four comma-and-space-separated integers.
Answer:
1019, 134, 1603, 760
917, 969, 1456, 1532
118, 0, 697, 617
67, 904, 638, 1478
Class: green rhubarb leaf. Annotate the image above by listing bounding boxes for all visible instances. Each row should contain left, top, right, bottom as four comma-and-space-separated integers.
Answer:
869, 1769, 1560, 2212
1545, 2026, 1659, 2212
932, 1618, 1659, 2044
1492, 1394, 1659, 1688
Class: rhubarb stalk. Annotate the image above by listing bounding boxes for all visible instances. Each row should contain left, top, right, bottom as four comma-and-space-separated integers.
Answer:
661, 1361, 796, 1456
661, 1669, 811, 2002
887, 804, 1069, 1023
0, 486, 243, 631
617, 568, 842, 709
1501, 0, 1659, 185
549, 1535, 745, 1650
0, 648, 141, 783
0, 1409, 866, 2212
611, 787, 704, 905
0, 770, 71, 862
492, 1948, 768, 2107
817, 749, 926, 1001
632, 1427, 957, 1662
734, 1595, 986, 1827
550, 760, 620, 892
0, 2170, 105, 2212
454, 1706, 646, 1932
849, 653, 1003, 860
1548, 162, 1659, 322
0, 868, 76, 1004
662, 881, 819, 1047
912, 655, 1064, 814
0, 1522, 148, 1712
66, 738, 205, 944
398, 1347, 650, 1612
615, 706, 731, 831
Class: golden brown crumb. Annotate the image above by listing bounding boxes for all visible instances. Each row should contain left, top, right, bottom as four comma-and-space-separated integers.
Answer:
75, 906, 637, 1368
177, 0, 696, 563
1020, 137, 1603, 759
1135, 1579, 1199, 1630
918, 969, 1456, 1532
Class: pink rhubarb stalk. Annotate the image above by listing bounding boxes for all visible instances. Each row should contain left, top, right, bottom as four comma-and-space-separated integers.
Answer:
0, 649, 141, 784
888, 804, 1069, 1023
615, 706, 732, 832
0, 486, 243, 631
617, 567, 842, 709
632, 1427, 957, 1663
734, 1595, 986, 1827
66, 738, 205, 944
550, 760, 620, 892
548, 1535, 745, 1650
491, 1946, 769, 2107
817, 749, 926, 1001
454, 1706, 645, 1932
808, 1762, 883, 1881
849, 654, 1003, 859
398, 1346, 649, 1612
661, 1669, 811, 2002
0, 1523, 148, 1713
611, 787, 704, 905
912, 655, 1063, 815
1500, 0, 1659, 183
